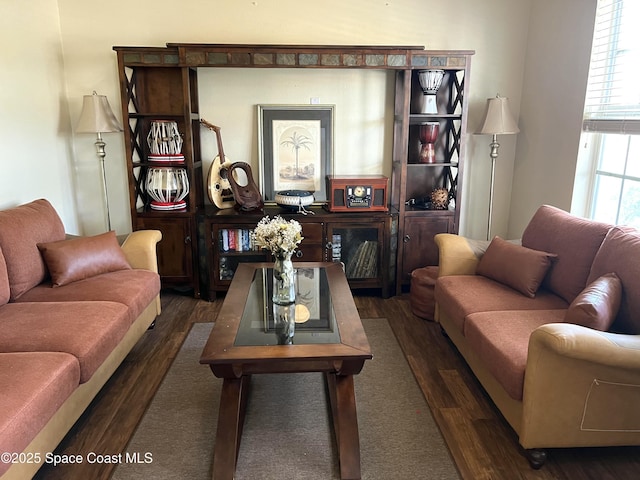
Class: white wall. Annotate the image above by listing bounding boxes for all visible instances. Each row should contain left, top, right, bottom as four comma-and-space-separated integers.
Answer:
0, 0, 79, 232
507, 0, 597, 237
198, 68, 394, 182
3, 0, 537, 238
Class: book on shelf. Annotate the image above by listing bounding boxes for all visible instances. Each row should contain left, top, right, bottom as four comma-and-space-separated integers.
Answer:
331, 234, 342, 262
218, 228, 258, 252
345, 241, 378, 279
228, 229, 236, 251
220, 229, 229, 252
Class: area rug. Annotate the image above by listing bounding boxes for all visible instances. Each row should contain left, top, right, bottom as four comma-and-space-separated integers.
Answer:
113, 319, 460, 479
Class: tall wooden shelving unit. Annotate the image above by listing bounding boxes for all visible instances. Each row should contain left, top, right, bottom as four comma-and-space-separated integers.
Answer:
112, 44, 473, 298
391, 52, 473, 294
113, 46, 204, 296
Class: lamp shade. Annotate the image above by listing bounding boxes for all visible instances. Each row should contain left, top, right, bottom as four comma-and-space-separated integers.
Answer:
477, 95, 520, 135
76, 91, 123, 134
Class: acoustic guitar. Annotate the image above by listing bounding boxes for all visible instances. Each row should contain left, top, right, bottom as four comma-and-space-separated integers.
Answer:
200, 119, 235, 209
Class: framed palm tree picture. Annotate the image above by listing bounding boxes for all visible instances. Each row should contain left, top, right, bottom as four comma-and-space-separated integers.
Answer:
258, 105, 334, 203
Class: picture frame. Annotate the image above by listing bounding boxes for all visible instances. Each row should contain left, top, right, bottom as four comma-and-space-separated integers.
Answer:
258, 105, 335, 203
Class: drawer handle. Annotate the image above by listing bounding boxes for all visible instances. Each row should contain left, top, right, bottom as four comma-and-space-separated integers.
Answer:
295, 250, 303, 258
185, 235, 191, 244
403, 234, 410, 243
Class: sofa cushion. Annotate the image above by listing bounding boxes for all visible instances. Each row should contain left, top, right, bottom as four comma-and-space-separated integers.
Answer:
476, 236, 556, 298
565, 273, 621, 331
38, 231, 131, 287
587, 226, 640, 334
0, 301, 130, 383
0, 352, 80, 476
435, 275, 568, 334
16, 269, 160, 325
0, 199, 66, 300
522, 205, 611, 303
0, 247, 9, 306
464, 309, 567, 401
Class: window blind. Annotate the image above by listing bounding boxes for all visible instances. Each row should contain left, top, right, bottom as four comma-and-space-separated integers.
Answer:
583, 0, 640, 134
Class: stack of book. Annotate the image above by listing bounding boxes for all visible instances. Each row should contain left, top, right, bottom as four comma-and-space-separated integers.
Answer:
331, 234, 342, 262
345, 241, 378, 279
218, 228, 259, 252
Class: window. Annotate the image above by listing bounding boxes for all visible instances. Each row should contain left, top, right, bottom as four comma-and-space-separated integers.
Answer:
590, 135, 640, 227
578, 0, 640, 227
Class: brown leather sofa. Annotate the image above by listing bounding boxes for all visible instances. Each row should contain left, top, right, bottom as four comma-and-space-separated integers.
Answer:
0, 199, 161, 479
433, 205, 640, 468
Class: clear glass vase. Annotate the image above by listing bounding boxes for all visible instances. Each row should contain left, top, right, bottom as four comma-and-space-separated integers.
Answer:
272, 252, 296, 305
273, 303, 295, 345
272, 252, 296, 344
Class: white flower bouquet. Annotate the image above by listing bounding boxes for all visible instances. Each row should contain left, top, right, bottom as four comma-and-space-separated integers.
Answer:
253, 215, 303, 258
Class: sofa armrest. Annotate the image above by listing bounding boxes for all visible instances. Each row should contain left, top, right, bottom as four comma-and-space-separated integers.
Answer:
120, 230, 162, 273
519, 323, 640, 448
434, 233, 489, 276
530, 323, 640, 369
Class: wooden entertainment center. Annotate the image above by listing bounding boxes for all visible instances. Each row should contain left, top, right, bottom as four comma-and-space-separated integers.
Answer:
112, 44, 473, 298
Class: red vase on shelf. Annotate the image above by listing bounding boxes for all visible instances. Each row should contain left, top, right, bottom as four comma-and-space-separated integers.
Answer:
419, 122, 439, 163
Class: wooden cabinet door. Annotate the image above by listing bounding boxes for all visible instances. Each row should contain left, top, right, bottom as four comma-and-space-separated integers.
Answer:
400, 216, 453, 283
295, 221, 324, 262
136, 216, 195, 288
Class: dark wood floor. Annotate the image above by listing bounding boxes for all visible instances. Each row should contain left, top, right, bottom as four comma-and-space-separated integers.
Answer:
34, 290, 640, 480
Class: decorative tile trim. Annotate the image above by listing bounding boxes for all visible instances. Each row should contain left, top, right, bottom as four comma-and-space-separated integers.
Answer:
448, 56, 466, 67
118, 45, 473, 69
365, 54, 385, 66
343, 54, 363, 66
142, 54, 161, 64
388, 54, 407, 67
207, 52, 228, 65
276, 53, 296, 65
231, 53, 251, 65
321, 54, 341, 66
123, 53, 141, 64
186, 51, 205, 65
254, 53, 274, 65
299, 54, 319, 66
411, 55, 429, 67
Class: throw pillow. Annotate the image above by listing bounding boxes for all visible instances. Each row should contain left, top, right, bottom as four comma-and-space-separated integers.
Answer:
587, 226, 640, 334
38, 231, 131, 287
521, 205, 611, 303
0, 199, 66, 299
476, 236, 556, 298
565, 273, 621, 331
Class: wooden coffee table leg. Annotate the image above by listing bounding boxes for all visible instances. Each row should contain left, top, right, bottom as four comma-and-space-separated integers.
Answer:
213, 375, 250, 480
326, 372, 361, 480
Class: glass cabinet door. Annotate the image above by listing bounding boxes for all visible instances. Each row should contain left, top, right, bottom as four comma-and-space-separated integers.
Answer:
213, 226, 267, 283
326, 223, 383, 280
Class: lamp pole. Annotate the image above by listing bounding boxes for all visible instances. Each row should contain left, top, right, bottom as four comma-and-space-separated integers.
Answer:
94, 131, 111, 231
487, 133, 500, 241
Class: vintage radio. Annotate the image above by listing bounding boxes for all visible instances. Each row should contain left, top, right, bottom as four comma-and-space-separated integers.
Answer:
325, 175, 388, 212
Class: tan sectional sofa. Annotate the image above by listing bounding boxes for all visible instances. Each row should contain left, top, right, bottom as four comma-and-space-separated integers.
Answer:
0, 199, 161, 479
433, 205, 640, 468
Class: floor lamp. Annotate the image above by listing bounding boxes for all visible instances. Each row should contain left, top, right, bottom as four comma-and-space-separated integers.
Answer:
477, 95, 519, 240
76, 91, 123, 231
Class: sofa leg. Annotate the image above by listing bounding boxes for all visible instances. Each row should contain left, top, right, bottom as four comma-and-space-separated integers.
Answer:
148, 320, 156, 330
524, 448, 547, 469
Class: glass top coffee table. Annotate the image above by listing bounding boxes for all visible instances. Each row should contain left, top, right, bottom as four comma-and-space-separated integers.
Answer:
200, 262, 372, 480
